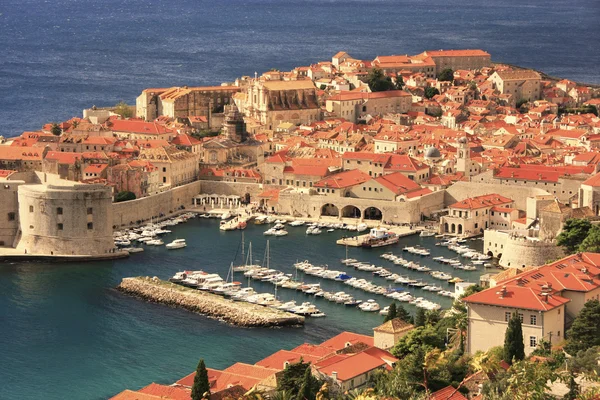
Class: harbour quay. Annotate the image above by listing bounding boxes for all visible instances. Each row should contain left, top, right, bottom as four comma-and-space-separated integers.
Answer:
116, 276, 305, 327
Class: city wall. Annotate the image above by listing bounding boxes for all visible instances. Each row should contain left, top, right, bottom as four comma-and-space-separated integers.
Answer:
484, 229, 565, 268
275, 190, 445, 224
445, 181, 551, 210
112, 181, 201, 228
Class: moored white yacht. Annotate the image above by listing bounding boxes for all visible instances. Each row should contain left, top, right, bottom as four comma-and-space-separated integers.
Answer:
166, 239, 186, 249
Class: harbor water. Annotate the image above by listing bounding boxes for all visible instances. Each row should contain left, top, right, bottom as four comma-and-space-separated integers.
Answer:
0, 217, 489, 399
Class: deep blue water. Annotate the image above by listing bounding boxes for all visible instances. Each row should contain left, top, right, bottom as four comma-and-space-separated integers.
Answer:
0, 218, 487, 399
0, 0, 599, 138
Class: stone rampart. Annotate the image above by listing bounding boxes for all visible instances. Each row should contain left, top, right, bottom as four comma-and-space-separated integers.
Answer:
275, 190, 445, 224
117, 276, 304, 327
445, 181, 551, 210
498, 235, 565, 268
112, 181, 201, 228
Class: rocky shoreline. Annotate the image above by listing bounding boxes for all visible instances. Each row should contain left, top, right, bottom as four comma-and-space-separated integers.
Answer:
116, 276, 305, 328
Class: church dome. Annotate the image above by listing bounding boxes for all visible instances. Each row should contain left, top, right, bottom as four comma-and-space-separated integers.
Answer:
424, 147, 441, 159
457, 136, 468, 144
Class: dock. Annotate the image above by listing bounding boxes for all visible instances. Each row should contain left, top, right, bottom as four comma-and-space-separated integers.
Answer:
336, 226, 420, 247
116, 277, 304, 328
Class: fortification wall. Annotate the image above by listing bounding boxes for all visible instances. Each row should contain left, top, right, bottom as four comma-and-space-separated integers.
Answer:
16, 183, 114, 256
112, 181, 201, 228
0, 180, 23, 247
445, 181, 551, 210
498, 235, 565, 268
275, 190, 445, 224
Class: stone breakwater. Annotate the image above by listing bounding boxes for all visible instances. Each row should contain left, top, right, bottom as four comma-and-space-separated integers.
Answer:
116, 277, 305, 327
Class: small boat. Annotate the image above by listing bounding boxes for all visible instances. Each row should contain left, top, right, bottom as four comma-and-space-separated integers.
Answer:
379, 306, 390, 316
221, 212, 232, 220
146, 238, 164, 246
449, 277, 464, 283
358, 299, 380, 312
166, 239, 186, 250
419, 231, 435, 237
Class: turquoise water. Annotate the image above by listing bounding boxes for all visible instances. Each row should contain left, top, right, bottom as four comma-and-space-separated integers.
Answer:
0, 218, 485, 399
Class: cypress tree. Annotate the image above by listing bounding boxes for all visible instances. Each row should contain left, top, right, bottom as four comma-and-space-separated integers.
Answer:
414, 308, 427, 327
191, 358, 210, 400
384, 303, 397, 322
395, 304, 413, 324
565, 299, 600, 355
503, 312, 525, 364
297, 366, 313, 400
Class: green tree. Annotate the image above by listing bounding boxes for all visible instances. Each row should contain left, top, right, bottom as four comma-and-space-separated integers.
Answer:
391, 325, 445, 359
297, 364, 318, 400
503, 312, 525, 364
395, 75, 404, 90
565, 299, 600, 355
278, 360, 320, 398
569, 346, 600, 377
504, 360, 556, 400
415, 308, 427, 327
425, 310, 442, 326
51, 123, 62, 136
437, 68, 454, 82
578, 224, 600, 253
424, 87, 440, 99
395, 304, 413, 324
115, 191, 136, 202
384, 302, 397, 322
114, 101, 133, 118
191, 358, 210, 400
367, 68, 395, 92
557, 218, 592, 254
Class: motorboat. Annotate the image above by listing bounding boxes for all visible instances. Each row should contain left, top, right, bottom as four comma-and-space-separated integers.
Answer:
221, 212, 232, 220
277, 300, 297, 311
358, 299, 380, 312
166, 239, 186, 250
419, 231, 435, 237
145, 238, 164, 246
289, 220, 305, 226
291, 302, 326, 317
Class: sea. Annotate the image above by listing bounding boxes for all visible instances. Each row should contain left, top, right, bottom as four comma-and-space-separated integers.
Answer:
0, 218, 488, 399
0, 0, 599, 398
0, 0, 599, 139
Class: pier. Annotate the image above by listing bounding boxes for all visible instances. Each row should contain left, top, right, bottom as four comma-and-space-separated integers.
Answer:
116, 277, 304, 328
336, 226, 420, 247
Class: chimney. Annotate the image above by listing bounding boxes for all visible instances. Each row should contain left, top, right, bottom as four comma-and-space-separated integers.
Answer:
332, 371, 338, 381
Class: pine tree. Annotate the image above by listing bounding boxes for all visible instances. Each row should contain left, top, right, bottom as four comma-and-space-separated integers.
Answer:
565, 299, 600, 355
415, 308, 426, 327
191, 358, 210, 400
297, 366, 314, 400
503, 312, 525, 364
384, 303, 397, 322
395, 304, 413, 324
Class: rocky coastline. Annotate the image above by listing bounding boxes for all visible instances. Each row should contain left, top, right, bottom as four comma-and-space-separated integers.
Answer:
116, 276, 305, 328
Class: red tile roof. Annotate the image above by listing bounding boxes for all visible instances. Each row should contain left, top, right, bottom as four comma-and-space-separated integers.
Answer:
223, 363, 278, 380
255, 350, 322, 370
313, 169, 371, 189
0, 146, 44, 161
375, 172, 422, 195
315, 350, 392, 382
327, 90, 411, 102
171, 134, 201, 147
430, 385, 469, 400
449, 194, 513, 210
109, 390, 164, 400
495, 165, 594, 182
464, 253, 600, 311
110, 119, 173, 135
582, 172, 600, 187
319, 331, 374, 350
138, 384, 191, 400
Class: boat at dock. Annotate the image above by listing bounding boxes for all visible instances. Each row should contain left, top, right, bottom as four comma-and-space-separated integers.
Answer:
360, 228, 399, 248
166, 239, 186, 250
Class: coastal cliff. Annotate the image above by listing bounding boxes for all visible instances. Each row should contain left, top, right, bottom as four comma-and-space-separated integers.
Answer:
116, 276, 304, 327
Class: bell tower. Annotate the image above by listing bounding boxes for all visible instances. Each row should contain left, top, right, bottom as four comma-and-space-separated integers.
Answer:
456, 136, 470, 177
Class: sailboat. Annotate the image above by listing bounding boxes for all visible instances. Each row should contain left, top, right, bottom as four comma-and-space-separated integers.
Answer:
340, 244, 358, 265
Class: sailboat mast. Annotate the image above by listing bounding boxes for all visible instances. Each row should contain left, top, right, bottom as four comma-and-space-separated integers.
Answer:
241, 232, 245, 262
230, 262, 234, 283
